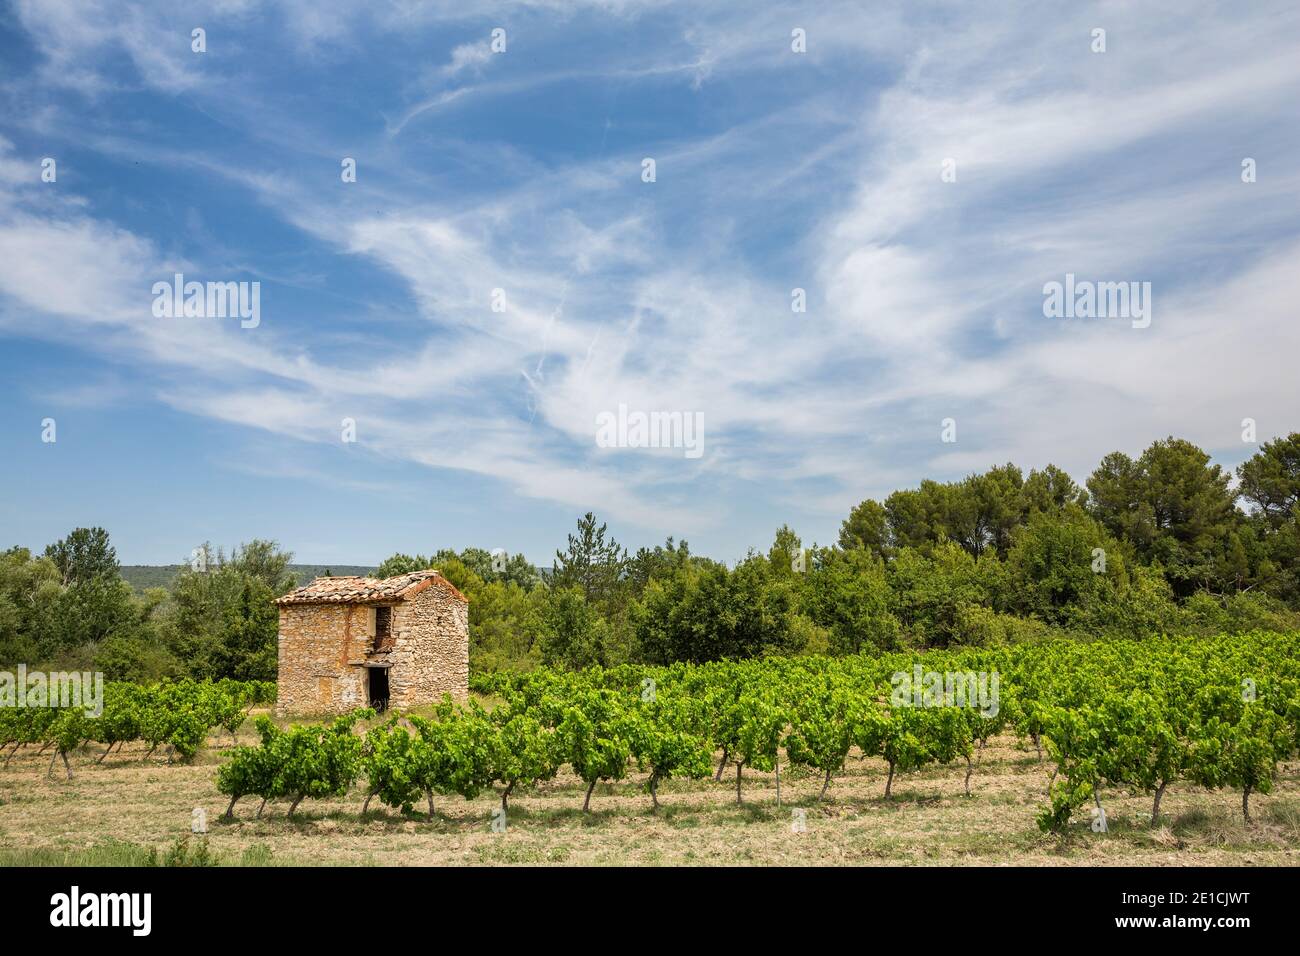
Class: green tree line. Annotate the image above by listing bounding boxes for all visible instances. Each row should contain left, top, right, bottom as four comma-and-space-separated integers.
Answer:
0, 532, 295, 681
460, 434, 1300, 669
3, 433, 1300, 676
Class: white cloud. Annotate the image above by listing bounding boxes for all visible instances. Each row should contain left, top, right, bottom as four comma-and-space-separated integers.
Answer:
441, 42, 493, 78
3, 0, 1300, 550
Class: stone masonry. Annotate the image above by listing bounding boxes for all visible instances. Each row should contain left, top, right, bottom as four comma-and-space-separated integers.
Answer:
274, 570, 469, 717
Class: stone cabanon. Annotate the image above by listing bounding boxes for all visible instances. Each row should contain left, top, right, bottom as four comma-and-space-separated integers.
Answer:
273, 570, 469, 717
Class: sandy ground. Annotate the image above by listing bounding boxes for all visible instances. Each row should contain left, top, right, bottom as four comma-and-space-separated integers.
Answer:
1, 724, 1298, 866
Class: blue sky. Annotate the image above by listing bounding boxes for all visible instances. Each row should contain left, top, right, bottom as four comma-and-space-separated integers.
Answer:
2, 1, 1299, 567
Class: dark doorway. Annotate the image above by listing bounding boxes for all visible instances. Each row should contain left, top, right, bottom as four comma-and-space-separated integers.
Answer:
368, 667, 390, 712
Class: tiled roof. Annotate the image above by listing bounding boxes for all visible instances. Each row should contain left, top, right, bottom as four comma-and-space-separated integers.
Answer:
274, 569, 467, 606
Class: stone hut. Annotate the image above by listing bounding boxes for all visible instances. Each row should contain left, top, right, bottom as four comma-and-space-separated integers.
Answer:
273, 569, 469, 717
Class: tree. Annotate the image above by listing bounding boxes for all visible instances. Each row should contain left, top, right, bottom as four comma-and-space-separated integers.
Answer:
632, 557, 796, 664
767, 525, 804, 577
537, 586, 608, 670
469, 580, 546, 672
1087, 438, 1240, 595
211, 577, 279, 681
0, 548, 62, 664
1068, 564, 1184, 639
631, 564, 704, 664
1023, 464, 1087, 514
803, 548, 900, 654
94, 625, 181, 682
160, 540, 291, 680
28, 529, 138, 655
728, 555, 799, 657
1236, 434, 1300, 604
1086, 450, 1144, 534
375, 553, 429, 578
625, 537, 694, 598
46, 575, 137, 651
884, 483, 949, 554
1238, 433, 1300, 527
552, 513, 627, 611
1003, 505, 1123, 625
877, 466, 1027, 560
442, 548, 542, 590
887, 541, 1002, 647
227, 539, 297, 595
839, 499, 891, 559
44, 527, 118, 588
428, 556, 483, 598
946, 465, 1024, 558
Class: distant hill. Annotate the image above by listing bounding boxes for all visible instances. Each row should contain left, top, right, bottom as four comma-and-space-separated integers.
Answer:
119, 564, 376, 593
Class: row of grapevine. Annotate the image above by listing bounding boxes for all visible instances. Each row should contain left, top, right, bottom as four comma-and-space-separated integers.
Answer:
219, 710, 372, 818
0, 678, 275, 778
217, 632, 1300, 828
993, 635, 1300, 827
218, 692, 716, 819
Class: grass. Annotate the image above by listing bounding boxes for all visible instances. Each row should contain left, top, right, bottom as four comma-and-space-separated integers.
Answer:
1, 727, 1298, 866
0, 836, 278, 867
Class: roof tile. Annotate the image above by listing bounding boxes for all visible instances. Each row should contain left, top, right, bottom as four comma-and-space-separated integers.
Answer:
274, 569, 467, 606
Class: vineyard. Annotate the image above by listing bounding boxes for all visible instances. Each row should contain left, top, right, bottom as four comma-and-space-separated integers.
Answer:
2, 633, 1299, 865
0, 679, 275, 777
216, 630, 1300, 832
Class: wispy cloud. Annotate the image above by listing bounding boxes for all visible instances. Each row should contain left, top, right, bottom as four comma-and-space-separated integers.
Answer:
2, 0, 1298, 559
